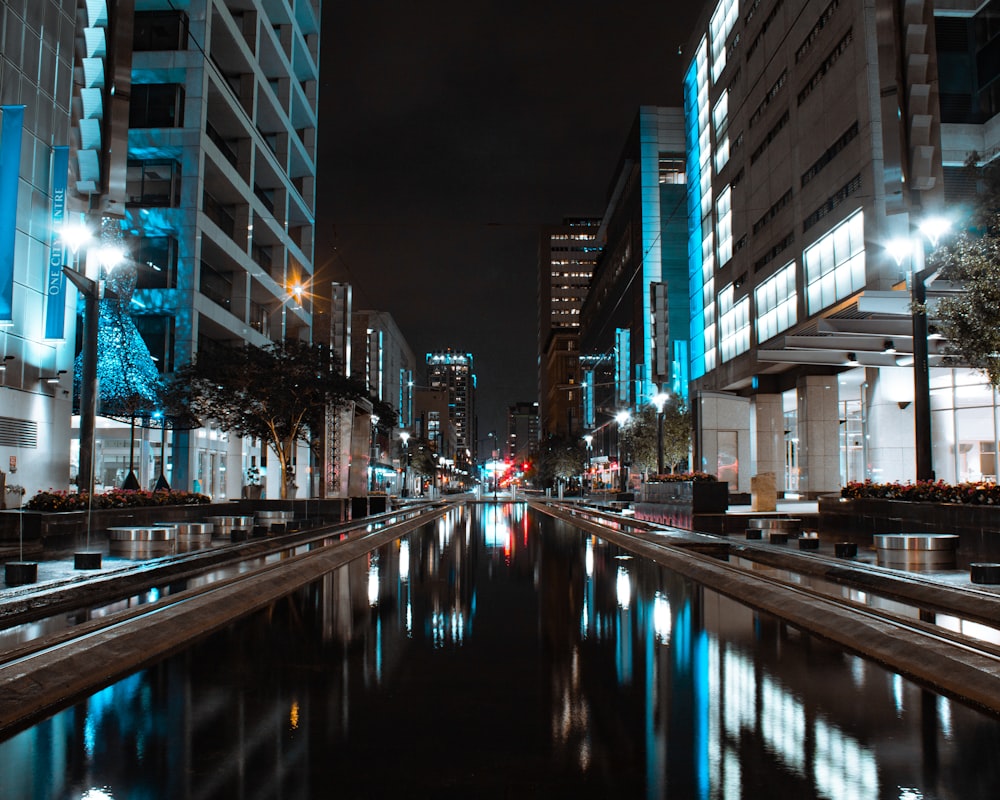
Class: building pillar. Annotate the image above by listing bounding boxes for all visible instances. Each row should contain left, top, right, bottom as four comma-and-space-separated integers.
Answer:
752, 393, 785, 482
865, 367, 918, 483
796, 375, 841, 496
693, 391, 750, 493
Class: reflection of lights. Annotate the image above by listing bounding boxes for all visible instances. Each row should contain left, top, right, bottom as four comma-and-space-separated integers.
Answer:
762, 675, 805, 775
406, 600, 413, 637
893, 673, 904, 716
368, 560, 379, 606
289, 701, 300, 730
399, 540, 410, 581
81, 791, 114, 800
616, 566, 631, 609
938, 696, 952, 739
585, 539, 594, 577
898, 790, 923, 800
653, 591, 671, 643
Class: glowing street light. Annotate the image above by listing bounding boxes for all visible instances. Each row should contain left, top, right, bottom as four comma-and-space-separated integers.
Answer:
887, 214, 951, 481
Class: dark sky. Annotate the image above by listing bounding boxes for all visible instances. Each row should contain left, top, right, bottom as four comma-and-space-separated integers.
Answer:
316, 1, 707, 442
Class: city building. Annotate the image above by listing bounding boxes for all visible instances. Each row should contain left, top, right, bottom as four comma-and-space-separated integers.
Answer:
351, 308, 416, 489
506, 401, 540, 464
579, 107, 689, 462
425, 349, 477, 469
538, 217, 601, 440
0, 0, 78, 507
63, 0, 322, 500
351, 309, 416, 430
682, 0, 1000, 495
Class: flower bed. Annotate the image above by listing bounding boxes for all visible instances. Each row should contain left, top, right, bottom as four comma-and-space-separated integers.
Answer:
841, 480, 1000, 505
25, 489, 211, 513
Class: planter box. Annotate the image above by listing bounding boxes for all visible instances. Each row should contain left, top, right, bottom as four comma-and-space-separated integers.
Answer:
0, 498, 351, 545
820, 496, 1000, 561
635, 481, 729, 530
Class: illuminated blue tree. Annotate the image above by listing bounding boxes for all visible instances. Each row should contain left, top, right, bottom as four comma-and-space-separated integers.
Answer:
73, 263, 163, 488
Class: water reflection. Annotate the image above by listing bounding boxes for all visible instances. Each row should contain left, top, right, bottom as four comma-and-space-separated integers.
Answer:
1, 504, 998, 799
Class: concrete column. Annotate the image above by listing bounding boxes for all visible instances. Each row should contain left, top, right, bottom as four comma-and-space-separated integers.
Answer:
753, 393, 785, 481
865, 366, 917, 482
796, 375, 841, 496
694, 391, 750, 493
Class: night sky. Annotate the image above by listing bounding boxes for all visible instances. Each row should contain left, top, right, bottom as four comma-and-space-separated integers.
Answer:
316, 1, 708, 442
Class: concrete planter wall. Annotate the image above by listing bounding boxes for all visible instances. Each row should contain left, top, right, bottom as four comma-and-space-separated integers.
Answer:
0, 498, 356, 545
819, 496, 1000, 560
635, 481, 729, 530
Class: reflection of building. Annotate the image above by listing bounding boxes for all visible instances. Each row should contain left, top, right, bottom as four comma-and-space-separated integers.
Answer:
683, 0, 1000, 493
538, 218, 601, 439
426, 349, 476, 468
579, 107, 689, 460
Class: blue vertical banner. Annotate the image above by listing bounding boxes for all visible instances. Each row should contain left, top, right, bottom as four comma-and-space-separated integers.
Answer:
0, 105, 26, 324
45, 146, 70, 340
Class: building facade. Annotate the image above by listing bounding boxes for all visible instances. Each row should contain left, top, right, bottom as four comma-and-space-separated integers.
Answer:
682, 0, 1000, 494
579, 107, 689, 462
121, 0, 321, 498
0, 0, 78, 507
425, 349, 476, 469
506, 401, 540, 464
538, 217, 601, 440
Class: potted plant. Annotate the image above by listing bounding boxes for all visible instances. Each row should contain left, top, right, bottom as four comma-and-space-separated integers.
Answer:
242, 466, 263, 499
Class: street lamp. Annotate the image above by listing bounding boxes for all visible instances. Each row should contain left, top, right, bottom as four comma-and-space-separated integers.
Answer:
615, 410, 631, 493
583, 433, 593, 497
651, 392, 670, 475
399, 431, 410, 497
888, 216, 951, 482
61, 219, 116, 496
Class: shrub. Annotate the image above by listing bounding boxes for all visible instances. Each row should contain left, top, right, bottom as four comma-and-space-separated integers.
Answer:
841, 479, 1000, 505
646, 471, 719, 483
25, 489, 212, 512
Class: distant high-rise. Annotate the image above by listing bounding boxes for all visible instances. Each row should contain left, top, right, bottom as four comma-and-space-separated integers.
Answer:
426, 350, 477, 467
506, 402, 540, 464
538, 218, 601, 439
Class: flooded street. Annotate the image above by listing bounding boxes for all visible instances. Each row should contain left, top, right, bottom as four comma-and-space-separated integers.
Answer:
1, 503, 998, 799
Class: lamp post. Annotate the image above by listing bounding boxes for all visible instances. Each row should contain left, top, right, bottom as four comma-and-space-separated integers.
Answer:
583, 433, 593, 497
615, 410, 631, 493
888, 216, 951, 482
370, 414, 380, 492
651, 392, 670, 476
399, 431, 410, 497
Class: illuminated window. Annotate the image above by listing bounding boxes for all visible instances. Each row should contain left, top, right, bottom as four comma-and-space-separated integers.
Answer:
719, 283, 750, 361
755, 261, 797, 343
715, 136, 730, 173
716, 186, 733, 266
804, 209, 865, 314
711, 0, 739, 83
713, 90, 729, 134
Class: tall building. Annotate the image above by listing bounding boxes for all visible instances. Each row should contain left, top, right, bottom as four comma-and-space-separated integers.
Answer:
351, 309, 416, 425
681, 0, 1000, 494
506, 401, 540, 464
425, 349, 476, 468
538, 218, 601, 440
0, 0, 78, 505
77, 0, 320, 498
579, 107, 689, 458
